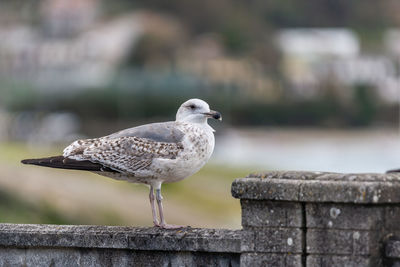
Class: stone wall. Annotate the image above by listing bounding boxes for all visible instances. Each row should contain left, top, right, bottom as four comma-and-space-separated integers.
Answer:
0, 224, 242, 266
231, 171, 400, 266
1, 171, 400, 266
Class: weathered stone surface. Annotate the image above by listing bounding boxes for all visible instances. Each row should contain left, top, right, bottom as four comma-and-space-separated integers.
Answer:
2, 171, 400, 266
300, 180, 386, 204
0, 248, 25, 266
385, 207, 400, 230
0, 247, 240, 267
384, 260, 400, 267
247, 171, 400, 182
0, 224, 242, 253
232, 178, 300, 201
232, 171, 400, 265
240, 253, 302, 267
385, 239, 400, 267
307, 229, 380, 256
251, 228, 303, 253
239, 230, 256, 252
241, 200, 303, 228
386, 239, 400, 258
306, 203, 384, 230
25, 248, 81, 267
232, 171, 400, 203
307, 255, 375, 267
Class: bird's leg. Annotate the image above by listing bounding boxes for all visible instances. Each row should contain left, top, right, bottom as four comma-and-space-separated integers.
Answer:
155, 188, 184, 229
149, 186, 159, 227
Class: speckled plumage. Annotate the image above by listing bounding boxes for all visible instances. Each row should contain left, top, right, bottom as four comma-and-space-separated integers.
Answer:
63, 121, 215, 186
22, 98, 221, 228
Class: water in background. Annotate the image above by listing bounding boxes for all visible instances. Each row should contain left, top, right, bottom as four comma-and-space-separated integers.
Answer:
214, 128, 400, 173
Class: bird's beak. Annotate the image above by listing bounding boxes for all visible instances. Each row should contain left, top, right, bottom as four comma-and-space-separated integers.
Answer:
203, 110, 222, 121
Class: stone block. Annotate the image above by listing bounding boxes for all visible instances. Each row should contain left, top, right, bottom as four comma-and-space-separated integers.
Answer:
240, 230, 256, 252
0, 248, 25, 266
306, 203, 384, 230
232, 171, 400, 204
190, 252, 240, 267
126, 228, 242, 253
232, 178, 300, 201
0, 247, 240, 267
299, 180, 389, 204
386, 239, 400, 258
385, 207, 400, 230
124, 251, 239, 267
0, 224, 131, 249
250, 228, 303, 253
307, 229, 379, 256
240, 253, 302, 267
307, 255, 375, 267
241, 200, 303, 228
25, 248, 81, 266
0, 224, 242, 253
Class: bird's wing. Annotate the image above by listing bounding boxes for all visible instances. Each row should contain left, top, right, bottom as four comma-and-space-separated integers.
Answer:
107, 121, 185, 143
64, 136, 184, 174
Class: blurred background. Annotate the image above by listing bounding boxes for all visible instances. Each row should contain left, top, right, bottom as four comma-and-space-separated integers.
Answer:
0, 0, 400, 229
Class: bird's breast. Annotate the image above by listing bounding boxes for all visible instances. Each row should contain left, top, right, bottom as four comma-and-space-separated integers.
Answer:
181, 123, 215, 162
151, 124, 215, 182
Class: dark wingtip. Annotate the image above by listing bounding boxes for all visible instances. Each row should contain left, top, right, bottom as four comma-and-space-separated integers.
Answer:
19, 156, 118, 172
21, 159, 31, 164
21, 158, 53, 165
387, 169, 400, 173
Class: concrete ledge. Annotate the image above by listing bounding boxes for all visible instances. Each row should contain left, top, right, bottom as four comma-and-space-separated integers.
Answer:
0, 224, 242, 253
3, 171, 400, 266
232, 171, 400, 203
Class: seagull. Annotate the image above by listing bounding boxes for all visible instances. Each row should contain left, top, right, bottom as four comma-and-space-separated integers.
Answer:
21, 98, 222, 229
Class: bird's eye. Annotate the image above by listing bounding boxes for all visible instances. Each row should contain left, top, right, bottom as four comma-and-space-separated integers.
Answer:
189, 104, 196, 109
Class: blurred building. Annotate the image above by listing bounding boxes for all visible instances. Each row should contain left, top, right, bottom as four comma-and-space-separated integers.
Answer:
0, 1, 398, 108
0, 4, 183, 91
384, 29, 400, 56
278, 28, 360, 59
276, 28, 359, 98
40, 0, 100, 37
276, 28, 399, 103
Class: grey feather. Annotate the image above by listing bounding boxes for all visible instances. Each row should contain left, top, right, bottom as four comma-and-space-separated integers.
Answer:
107, 121, 185, 143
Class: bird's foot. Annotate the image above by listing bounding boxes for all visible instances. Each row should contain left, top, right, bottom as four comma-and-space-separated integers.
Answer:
155, 223, 188, 229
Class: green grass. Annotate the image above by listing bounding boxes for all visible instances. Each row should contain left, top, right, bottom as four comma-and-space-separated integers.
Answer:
163, 164, 251, 213
0, 142, 252, 227
0, 142, 63, 163
0, 188, 72, 224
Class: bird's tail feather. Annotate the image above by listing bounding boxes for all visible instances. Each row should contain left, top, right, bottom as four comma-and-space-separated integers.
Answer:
21, 156, 117, 172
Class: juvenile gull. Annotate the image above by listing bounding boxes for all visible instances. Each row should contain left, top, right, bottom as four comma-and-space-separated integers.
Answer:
21, 99, 222, 229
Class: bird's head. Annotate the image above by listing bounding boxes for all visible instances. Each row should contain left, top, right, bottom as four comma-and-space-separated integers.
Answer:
176, 98, 222, 124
